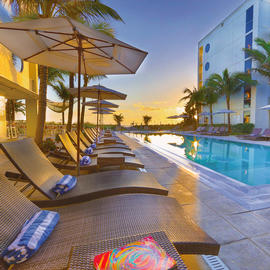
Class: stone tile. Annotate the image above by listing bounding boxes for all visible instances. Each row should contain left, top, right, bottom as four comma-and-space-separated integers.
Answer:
169, 184, 198, 205
182, 202, 217, 223
252, 234, 270, 256
224, 212, 270, 237
219, 239, 270, 270
197, 215, 245, 245
202, 193, 247, 215
253, 208, 270, 222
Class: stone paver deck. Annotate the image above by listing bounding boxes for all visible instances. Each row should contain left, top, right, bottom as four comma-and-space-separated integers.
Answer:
119, 133, 270, 270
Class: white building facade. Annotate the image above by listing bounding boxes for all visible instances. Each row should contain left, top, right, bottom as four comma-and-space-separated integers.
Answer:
198, 0, 270, 128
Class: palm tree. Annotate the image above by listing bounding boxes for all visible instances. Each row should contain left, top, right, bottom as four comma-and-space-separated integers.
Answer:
244, 38, 270, 80
5, 0, 123, 145
179, 87, 204, 127
51, 81, 70, 124
206, 68, 257, 130
113, 113, 124, 127
143, 115, 152, 126
201, 86, 219, 125
6, 100, 26, 122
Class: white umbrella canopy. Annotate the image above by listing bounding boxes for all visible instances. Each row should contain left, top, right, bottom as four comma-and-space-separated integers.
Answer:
0, 17, 147, 175
260, 105, 270, 110
68, 85, 127, 100
83, 99, 119, 108
215, 109, 236, 124
0, 17, 147, 75
215, 109, 236, 114
167, 115, 181, 119
88, 107, 115, 112
199, 112, 211, 116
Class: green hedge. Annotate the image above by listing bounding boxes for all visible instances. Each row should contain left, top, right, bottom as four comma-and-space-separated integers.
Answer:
231, 123, 254, 134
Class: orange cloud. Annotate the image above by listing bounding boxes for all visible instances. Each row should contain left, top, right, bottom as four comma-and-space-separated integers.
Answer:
133, 103, 160, 111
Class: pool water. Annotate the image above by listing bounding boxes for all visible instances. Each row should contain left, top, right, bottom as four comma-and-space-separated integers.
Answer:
128, 133, 270, 186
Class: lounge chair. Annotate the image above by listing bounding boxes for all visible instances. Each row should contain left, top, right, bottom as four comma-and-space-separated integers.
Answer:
0, 176, 219, 269
237, 128, 262, 140
54, 134, 144, 171
200, 126, 214, 135
252, 128, 270, 140
216, 126, 229, 136
1, 139, 167, 207
70, 130, 131, 151
66, 132, 135, 157
86, 128, 125, 145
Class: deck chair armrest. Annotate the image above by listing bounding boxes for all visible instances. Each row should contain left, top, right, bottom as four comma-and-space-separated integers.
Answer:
5, 171, 29, 182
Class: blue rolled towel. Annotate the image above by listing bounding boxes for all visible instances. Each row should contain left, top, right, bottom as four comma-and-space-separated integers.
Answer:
84, 147, 93, 154
80, 155, 91, 166
91, 143, 96, 149
2, 210, 59, 265
52, 175, 77, 195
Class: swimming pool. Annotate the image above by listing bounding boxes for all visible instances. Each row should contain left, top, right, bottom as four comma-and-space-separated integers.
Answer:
128, 133, 270, 186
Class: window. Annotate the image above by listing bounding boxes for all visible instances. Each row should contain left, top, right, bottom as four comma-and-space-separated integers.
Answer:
205, 43, 210, 53
246, 6, 253, 33
245, 59, 252, 73
244, 87, 251, 108
245, 32, 253, 58
243, 111, 251, 123
205, 62, 210, 71
12, 54, 23, 72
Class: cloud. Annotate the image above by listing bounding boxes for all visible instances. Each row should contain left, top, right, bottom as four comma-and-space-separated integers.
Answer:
133, 103, 160, 111
152, 101, 168, 105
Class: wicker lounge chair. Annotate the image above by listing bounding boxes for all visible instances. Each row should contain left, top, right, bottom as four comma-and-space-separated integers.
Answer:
56, 133, 144, 171
1, 139, 164, 207
65, 132, 135, 157
252, 128, 270, 140
85, 128, 125, 145
237, 128, 262, 140
68, 131, 131, 153
0, 176, 220, 269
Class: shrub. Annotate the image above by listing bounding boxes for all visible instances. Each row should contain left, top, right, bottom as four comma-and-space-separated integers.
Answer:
40, 138, 57, 153
231, 123, 254, 134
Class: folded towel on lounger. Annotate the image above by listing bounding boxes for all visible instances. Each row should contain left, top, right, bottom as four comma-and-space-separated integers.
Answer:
91, 143, 96, 149
52, 175, 77, 195
2, 210, 59, 265
80, 155, 91, 166
84, 147, 93, 154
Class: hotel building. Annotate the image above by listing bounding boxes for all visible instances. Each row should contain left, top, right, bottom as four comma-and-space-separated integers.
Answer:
198, 0, 270, 128
0, 4, 38, 140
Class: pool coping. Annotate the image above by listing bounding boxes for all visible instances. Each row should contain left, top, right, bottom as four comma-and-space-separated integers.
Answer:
126, 133, 270, 211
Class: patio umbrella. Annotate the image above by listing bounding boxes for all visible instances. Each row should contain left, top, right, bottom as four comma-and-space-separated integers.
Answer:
83, 100, 119, 108
260, 105, 270, 110
0, 17, 147, 175
68, 85, 126, 135
179, 114, 189, 118
215, 109, 236, 124
167, 115, 181, 119
88, 107, 115, 112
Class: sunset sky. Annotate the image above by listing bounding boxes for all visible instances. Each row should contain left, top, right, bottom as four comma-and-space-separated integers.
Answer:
46, 0, 245, 125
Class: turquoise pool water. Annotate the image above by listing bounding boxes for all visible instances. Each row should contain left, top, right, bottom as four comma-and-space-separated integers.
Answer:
128, 133, 270, 186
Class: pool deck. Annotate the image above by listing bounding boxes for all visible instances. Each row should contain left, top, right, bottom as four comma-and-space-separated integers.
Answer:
118, 133, 270, 270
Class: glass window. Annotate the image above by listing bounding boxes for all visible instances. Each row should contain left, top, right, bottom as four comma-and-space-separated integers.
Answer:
205, 43, 210, 53
244, 87, 251, 108
245, 59, 252, 73
205, 62, 210, 71
245, 33, 253, 58
246, 6, 253, 33
243, 111, 251, 123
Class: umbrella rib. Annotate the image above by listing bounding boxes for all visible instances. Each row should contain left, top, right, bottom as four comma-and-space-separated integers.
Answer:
24, 34, 77, 61
83, 49, 112, 60
84, 38, 134, 73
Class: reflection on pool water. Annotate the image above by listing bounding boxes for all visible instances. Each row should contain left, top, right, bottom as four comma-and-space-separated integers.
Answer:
128, 133, 270, 186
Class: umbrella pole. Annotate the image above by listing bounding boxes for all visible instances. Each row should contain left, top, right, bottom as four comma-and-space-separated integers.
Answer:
76, 37, 82, 176
97, 90, 101, 139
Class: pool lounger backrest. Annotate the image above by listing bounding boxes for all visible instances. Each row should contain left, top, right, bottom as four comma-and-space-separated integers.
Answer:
0, 138, 63, 200
0, 176, 40, 255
